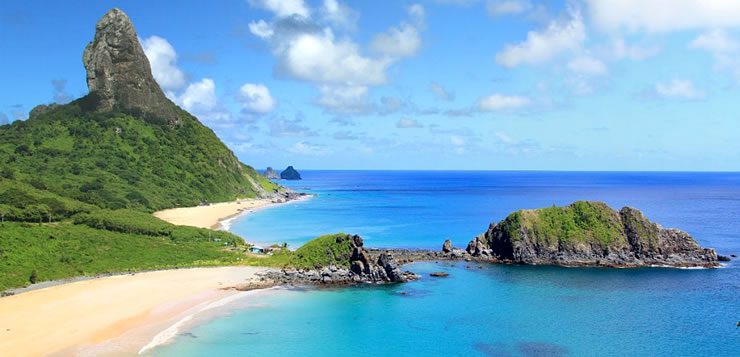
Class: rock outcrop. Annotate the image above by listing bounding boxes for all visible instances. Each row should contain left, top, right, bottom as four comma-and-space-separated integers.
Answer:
280, 166, 302, 180
82, 8, 180, 125
442, 239, 452, 253
466, 201, 719, 268
264, 167, 280, 179
260, 234, 418, 285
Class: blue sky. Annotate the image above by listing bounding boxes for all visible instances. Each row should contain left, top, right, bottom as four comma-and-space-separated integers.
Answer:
2, 0, 740, 171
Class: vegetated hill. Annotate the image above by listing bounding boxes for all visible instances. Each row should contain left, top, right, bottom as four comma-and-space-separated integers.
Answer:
0, 8, 282, 291
0, 102, 277, 212
466, 201, 719, 267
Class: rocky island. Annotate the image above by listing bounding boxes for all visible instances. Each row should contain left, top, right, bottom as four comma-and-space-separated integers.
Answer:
465, 201, 720, 268
280, 166, 302, 180
257, 234, 418, 285
264, 167, 280, 179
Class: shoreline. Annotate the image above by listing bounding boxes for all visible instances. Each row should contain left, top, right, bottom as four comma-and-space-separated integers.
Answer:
0, 194, 312, 356
215, 193, 313, 231
153, 193, 313, 231
0, 266, 278, 356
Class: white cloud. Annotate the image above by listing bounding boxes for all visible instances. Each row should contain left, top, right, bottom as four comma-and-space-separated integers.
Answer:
479, 94, 530, 111
611, 38, 660, 60
288, 141, 330, 155
280, 28, 391, 85
396, 117, 423, 128
177, 78, 229, 120
269, 116, 316, 137
408, 4, 426, 28
249, 2, 424, 113
689, 30, 740, 80
317, 85, 369, 113
690, 29, 739, 53
321, 0, 358, 30
249, 0, 310, 18
142, 36, 187, 91
586, 0, 740, 33
370, 23, 422, 58
430, 82, 455, 101
655, 79, 703, 99
238, 83, 276, 113
487, 0, 531, 17
248, 20, 274, 39
450, 135, 466, 146
567, 55, 607, 76
495, 9, 585, 67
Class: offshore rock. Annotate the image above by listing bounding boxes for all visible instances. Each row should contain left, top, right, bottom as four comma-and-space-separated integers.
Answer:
466, 201, 719, 268
442, 239, 452, 253
280, 166, 302, 180
82, 8, 179, 125
264, 167, 280, 179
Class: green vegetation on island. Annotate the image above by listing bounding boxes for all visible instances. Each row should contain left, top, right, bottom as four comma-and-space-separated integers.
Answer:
504, 201, 626, 246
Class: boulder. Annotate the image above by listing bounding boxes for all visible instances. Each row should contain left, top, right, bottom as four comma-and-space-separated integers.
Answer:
442, 239, 452, 253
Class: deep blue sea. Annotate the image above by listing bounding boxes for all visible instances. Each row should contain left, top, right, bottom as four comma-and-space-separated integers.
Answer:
153, 171, 740, 356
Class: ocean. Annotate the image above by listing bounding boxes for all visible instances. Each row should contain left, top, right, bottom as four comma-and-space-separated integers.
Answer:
152, 171, 740, 356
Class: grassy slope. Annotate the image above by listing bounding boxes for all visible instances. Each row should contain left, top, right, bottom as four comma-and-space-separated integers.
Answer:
0, 101, 285, 291
0, 102, 278, 211
237, 233, 353, 270
0, 221, 246, 291
502, 201, 627, 246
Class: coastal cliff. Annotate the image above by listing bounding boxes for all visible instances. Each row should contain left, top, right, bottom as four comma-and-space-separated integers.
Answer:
465, 201, 719, 268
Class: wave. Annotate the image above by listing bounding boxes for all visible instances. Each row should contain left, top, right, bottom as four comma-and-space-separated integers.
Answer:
138, 288, 277, 355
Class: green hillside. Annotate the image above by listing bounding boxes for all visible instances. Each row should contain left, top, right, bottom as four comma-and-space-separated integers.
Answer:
0, 101, 283, 291
0, 102, 278, 212
0, 7, 287, 292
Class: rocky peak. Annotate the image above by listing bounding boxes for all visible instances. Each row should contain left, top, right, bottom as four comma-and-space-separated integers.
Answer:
280, 166, 302, 180
82, 8, 179, 125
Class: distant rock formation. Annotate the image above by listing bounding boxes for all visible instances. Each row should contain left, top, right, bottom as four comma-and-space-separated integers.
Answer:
82, 8, 180, 125
264, 167, 280, 179
280, 166, 302, 180
466, 201, 719, 268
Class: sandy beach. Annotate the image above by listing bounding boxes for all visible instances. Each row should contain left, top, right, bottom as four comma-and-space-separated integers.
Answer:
0, 197, 311, 356
0, 266, 274, 356
153, 195, 311, 230
153, 198, 275, 229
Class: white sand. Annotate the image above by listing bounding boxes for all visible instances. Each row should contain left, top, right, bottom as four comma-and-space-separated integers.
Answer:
0, 266, 273, 356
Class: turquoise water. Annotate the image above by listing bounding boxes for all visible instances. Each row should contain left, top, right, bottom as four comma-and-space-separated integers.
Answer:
154, 171, 740, 356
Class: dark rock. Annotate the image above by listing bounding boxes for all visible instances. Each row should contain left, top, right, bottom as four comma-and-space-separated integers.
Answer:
442, 239, 452, 253
264, 167, 280, 179
82, 8, 180, 125
377, 252, 406, 282
717, 255, 731, 262
280, 166, 302, 180
731, 254, 737, 258
430, 272, 449, 277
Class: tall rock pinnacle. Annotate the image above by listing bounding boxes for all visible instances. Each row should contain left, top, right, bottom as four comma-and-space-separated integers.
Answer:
82, 8, 179, 125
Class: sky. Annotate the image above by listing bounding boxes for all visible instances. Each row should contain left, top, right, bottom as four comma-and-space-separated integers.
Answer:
1, 0, 740, 171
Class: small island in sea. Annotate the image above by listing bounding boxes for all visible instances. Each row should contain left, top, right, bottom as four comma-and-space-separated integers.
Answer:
0, 3, 738, 357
